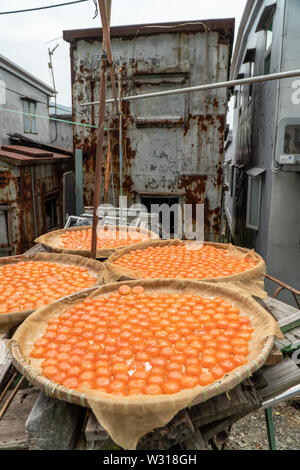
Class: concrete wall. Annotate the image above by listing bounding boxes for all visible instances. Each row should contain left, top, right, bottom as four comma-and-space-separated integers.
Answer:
49, 117, 73, 150
0, 66, 51, 145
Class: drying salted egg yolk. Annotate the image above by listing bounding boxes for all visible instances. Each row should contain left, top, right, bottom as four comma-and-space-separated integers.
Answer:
59, 228, 150, 250
113, 245, 257, 279
30, 285, 253, 396
0, 261, 96, 314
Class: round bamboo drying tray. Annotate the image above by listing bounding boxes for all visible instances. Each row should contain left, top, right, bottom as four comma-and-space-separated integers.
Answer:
34, 225, 160, 259
9, 279, 281, 449
105, 239, 266, 298
0, 252, 105, 332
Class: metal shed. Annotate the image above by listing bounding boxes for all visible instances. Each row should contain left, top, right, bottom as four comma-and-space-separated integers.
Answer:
0, 144, 71, 255
63, 19, 234, 241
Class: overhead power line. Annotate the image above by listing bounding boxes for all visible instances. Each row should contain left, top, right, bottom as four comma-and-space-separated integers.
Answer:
0, 0, 89, 15
0, 82, 71, 115
0, 106, 100, 129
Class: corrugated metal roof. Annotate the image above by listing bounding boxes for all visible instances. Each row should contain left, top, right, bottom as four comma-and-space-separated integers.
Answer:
63, 18, 235, 42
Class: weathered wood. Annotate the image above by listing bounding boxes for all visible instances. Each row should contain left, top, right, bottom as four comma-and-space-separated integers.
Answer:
85, 411, 121, 450
85, 411, 111, 442
256, 296, 300, 332
258, 357, 300, 401
84, 379, 261, 450
264, 345, 283, 366
182, 428, 209, 450
284, 331, 300, 349
275, 336, 293, 352
0, 388, 39, 450
137, 409, 195, 450
188, 379, 261, 429
84, 408, 196, 450
199, 412, 250, 448
0, 338, 13, 393
25, 392, 86, 450
251, 369, 268, 390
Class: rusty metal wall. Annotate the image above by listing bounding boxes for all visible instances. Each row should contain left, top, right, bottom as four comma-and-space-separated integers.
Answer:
69, 27, 233, 241
0, 160, 68, 254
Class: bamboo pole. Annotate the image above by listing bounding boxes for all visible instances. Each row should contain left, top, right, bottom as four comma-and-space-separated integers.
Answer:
104, 134, 111, 203
90, 52, 108, 259
0, 372, 17, 405
98, 0, 118, 111
90, 0, 112, 259
0, 376, 24, 421
118, 67, 123, 198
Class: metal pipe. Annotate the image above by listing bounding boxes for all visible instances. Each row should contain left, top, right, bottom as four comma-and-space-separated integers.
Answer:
271, 0, 288, 174
262, 384, 300, 409
81, 69, 300, 107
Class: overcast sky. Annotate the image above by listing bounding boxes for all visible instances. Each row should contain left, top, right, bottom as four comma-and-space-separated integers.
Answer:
0, 0, 247, 106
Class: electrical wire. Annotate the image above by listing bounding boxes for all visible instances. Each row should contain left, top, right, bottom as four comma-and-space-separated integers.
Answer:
0, 0, 89, 15
0, 82, 71, 115
92, 0, 98, 19
0, 106, 100, 129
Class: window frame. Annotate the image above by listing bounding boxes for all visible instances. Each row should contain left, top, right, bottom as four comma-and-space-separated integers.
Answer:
21, 98, 37, 134
264, 19, 273, 74
246, 172, 264, 231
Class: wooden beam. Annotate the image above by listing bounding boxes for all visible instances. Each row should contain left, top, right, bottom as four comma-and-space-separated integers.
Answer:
0, 388, 39, 450
264, 345, 283, 366
258, 358, 300, 401
263, 297, 300, 333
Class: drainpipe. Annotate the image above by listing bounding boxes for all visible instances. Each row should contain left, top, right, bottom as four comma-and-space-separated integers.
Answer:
272, 0, 287, 173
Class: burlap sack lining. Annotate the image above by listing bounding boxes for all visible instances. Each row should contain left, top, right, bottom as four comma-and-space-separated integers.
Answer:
10, 279, 282, 450
105, 239, 267, 299
0, 253, 105, 333
35, 225, 160, 259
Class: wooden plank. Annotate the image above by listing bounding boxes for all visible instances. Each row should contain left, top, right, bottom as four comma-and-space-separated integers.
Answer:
258, 358, 300, 401
183, 428, 208, 450
25, 392, 85, 450
291, 326, 300, 338
274, 336, 293, 352
264, 345, 283, 366
85, 408, 196, 450
0, 338, 13, 392
0, 388, 39, 450
85, 411, 110, 442
284, 332, 300, 349
261, 297, 300, 332
137, 409, 195, 450
84, 411, 120, 450
188, 379, 260, 429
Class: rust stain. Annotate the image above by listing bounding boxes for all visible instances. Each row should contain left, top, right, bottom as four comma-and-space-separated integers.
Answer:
178, 175, 208, 203
204, 197, 221, 234
122, 175, 134, 193
0, 170, 12, 189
